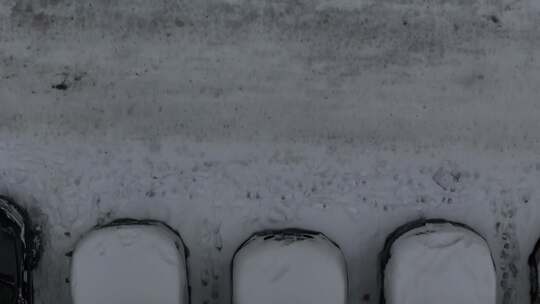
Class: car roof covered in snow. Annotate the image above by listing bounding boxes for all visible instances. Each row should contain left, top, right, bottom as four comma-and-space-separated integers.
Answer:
382, 221, 496, 304
71, 223, 188, 304
232, 229, 348, 304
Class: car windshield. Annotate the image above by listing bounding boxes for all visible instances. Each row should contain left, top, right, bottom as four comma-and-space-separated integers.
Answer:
0, 230, 17, 283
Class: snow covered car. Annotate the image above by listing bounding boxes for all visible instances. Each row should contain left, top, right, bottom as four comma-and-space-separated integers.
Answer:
379, 219, 496, 304
232, 228, 348, 304
0, 196, 42, 304
70, 219, 190, 304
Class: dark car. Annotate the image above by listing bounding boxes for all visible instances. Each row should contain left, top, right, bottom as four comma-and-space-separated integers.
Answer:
0, 196, 41, 304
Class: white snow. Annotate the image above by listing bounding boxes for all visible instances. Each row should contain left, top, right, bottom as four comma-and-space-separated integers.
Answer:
384, 223, 497, 304
70, 224, 188, 304
4, 0, 540, 301
232, 232, 347, 304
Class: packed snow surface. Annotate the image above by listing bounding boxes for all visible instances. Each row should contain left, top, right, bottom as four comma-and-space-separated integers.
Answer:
71, 224, 188, 304
233, 232, 347, 304
384, 223, 496, 304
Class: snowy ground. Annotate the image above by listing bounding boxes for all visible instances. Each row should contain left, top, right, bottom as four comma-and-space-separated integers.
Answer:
2, 0, 540, 303
0, 138, 538, 304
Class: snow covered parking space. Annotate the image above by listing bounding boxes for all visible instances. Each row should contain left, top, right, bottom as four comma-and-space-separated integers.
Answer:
70, 221, 188, 304
382, 221, 497, 304
232, 230, 347, 304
